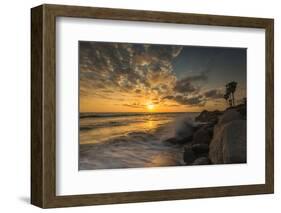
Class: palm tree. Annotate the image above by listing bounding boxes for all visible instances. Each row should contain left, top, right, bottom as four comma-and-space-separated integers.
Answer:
224, 81, 237, 107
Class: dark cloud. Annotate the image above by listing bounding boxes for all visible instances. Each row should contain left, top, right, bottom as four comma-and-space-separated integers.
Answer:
184, 73, 208, 82
175, 95, 205, 106
204, 89, 224, 99
174, 73, 207, 93
135, 89, 141, 94
174, 78, 197, 93
164, 95, 205, 106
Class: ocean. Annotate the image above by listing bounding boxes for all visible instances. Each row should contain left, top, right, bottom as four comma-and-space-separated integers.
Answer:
79, 112, 199, 170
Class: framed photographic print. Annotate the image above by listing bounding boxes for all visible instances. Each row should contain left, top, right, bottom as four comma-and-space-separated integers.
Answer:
31, 4, 274, 208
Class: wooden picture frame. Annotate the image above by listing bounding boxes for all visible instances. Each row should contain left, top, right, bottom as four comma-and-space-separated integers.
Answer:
31, 4, 274, 208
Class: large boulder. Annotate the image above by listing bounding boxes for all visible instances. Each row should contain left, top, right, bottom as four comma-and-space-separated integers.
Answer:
183, 145, 197, 164
222, 120, 247, 163
192, 157, 210, 165
229, 103, 247, 119
191, 143, 209, 156
192, 125, 212, 145
164, 137, 192, 144
195, 110, 222, 124
209, 119, 246, 164
218, 108, 242, 126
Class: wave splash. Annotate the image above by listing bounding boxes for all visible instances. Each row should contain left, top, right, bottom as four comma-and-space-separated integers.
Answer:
79, 112, 199, 170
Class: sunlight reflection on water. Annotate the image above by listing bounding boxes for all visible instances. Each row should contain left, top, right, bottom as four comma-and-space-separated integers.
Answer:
79, 112, 198, 170
80, 114, 172, 144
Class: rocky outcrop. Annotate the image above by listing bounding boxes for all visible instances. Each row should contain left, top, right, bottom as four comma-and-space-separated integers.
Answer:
183, 130, 211, 165
192, 157, 210, 165
183, 144, 210, 165
230, 103, 247, 119
192, 143, 209, 155
209, 109, 246, 164
217, 108, 242, 126
164, 137, 192, 144
183, 145, 197, 164
192, 125, 213, 145
183, 103, 247, 166
195, 110, 222, 124
222, 120, 246, 163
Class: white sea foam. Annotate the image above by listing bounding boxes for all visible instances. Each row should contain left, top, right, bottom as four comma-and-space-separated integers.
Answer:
79, 112, 199, 170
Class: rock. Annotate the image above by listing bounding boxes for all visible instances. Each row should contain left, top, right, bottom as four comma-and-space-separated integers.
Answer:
195, 110, 222, 124
209, 125, 224, 163
192, 143, 209, 155
207, 109, 244, 163
192, 123, 204, 133
192, 157, 210, 165
227, 103, 247, 119
183, 145, 197, 164
164, 136, 192, 145
234, 104, 247, 119
218, 109, 242, 126
192, 125, 212, 145
209, 119, 246, 164
222, 120, 247, 163
206, 126, 214, 139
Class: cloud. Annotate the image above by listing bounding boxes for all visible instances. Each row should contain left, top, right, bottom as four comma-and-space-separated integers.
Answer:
184, 73, 208, 82
174, 78, 197, 93
163, 95, 206, 106
122, 102, 147, 109
79, 41, 181, 101
204, 89, 224, 99
79, 41, 223, 109
174, 73, 207, 93
134, 89, 142, 94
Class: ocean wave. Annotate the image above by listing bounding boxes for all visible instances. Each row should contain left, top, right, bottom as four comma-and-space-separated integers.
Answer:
175, 116, 197, 139
80, 120, 138, 131
79, 113, 201, 170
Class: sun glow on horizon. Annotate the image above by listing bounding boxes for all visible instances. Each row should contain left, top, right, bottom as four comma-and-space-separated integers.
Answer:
146, 103, 155, 111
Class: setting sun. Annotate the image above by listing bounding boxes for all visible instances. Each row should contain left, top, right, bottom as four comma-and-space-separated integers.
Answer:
146, 103, 155, 111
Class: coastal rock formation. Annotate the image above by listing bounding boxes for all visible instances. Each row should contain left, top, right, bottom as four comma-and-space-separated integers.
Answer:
195, 110, 222, 124
183, 145, 197, 164
232, 103, 247, 119
183, 138, 210, 165
217, 108, 242, 126
192, 157, 210, 165
222, 120, 246, 163
192, 143, 209, 156
183, 103, 247, 166
192, 125, 212, 145
209, 109, 246, 164
183, 123, 213, 164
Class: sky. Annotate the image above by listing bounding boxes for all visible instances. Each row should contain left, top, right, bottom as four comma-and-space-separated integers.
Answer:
79, 41, 246, 113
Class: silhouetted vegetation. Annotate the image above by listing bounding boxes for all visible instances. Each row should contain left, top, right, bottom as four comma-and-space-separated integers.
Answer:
224, 81, 237, 107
